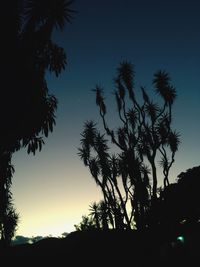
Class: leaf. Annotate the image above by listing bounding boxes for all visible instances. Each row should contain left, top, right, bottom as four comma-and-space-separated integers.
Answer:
141, 87, 150, 103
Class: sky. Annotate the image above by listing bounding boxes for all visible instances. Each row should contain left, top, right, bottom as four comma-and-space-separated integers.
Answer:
12, 0, 200, 238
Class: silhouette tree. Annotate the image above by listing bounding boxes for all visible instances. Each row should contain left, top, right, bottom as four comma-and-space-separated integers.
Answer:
155, 165, 200, 229
74, 215, 96, 231
89, 202, 101, 229
0, 153, 19, 246
76, 200, 115, 231
78, 62, 180, 230
0, 0, 75, 245
2, 205, 19, 247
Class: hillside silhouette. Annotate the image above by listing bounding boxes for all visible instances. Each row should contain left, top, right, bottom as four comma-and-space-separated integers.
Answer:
2, 226, 200, 266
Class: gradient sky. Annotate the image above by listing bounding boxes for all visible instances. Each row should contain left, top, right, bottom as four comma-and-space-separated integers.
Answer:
12, 0, 200, 237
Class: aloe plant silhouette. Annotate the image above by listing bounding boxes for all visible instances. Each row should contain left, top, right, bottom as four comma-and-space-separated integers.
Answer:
78, 62, 180, 230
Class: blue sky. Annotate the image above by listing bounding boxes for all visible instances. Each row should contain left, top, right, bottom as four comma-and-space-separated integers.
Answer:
12, 0, 200, 237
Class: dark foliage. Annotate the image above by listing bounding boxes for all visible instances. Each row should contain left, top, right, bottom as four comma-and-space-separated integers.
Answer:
2, 228, 199, 267
146, 166, 200, 231
0, 0, 75, 245
78, 62, 180, 230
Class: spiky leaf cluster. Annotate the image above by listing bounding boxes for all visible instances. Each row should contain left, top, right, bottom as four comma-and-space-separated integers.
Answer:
79, 62, 180, 230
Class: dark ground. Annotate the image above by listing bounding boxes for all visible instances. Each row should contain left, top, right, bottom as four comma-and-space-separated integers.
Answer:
1, 226, 200, 266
